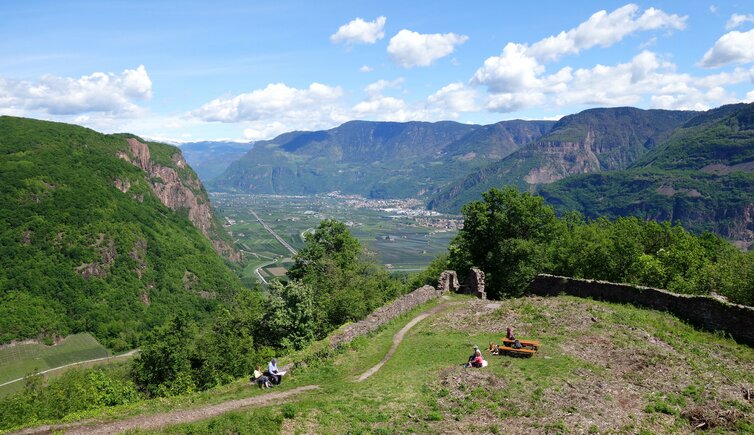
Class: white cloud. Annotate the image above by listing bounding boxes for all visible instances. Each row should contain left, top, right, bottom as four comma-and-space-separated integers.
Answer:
331, 16, 386, 45
387, 30, 468, 68
359, 65, 373, 73
471, 43, 544, 93
192, 82, 344, 123
699, 28, 754, 68
364, 78, 404, 97
0, 65, 151, 116
527, 4, 686, 63
473, 4, 686, 93
469, 4, 748, 113
427, 82, 480, 116
191, 82, 349, 140
726, 13, 754, 30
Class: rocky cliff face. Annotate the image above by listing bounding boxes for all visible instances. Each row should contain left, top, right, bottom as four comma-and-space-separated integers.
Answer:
121, 138, 240, 262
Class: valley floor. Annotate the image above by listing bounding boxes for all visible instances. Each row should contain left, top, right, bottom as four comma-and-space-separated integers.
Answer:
11, 294, 754, 434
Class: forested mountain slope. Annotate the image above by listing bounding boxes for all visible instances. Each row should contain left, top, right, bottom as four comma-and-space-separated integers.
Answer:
0, 117, 243, 350
428, 107, 696, 211
539, 103, 754, 248
210, 119, 554, 198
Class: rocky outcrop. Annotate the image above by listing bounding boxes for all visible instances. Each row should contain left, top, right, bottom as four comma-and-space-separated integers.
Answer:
120, 138, 240, 262
77, 234, 116, 279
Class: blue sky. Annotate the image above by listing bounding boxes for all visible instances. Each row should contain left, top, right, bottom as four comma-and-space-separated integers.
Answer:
1, 1, 754, 141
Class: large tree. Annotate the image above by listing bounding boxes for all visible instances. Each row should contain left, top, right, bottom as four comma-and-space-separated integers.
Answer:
288, 219, 403, 336
450, 187, 560, 298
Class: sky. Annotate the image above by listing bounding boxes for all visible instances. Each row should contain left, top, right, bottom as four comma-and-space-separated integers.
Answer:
1, 1, 754, 142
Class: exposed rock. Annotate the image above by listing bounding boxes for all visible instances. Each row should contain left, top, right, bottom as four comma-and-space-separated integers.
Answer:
130, 239, 147, 279
76, 234, 116, 279
140, 291, 151, 305
120, 138, 240, 262
182, 270, 198, 291
21, 230, 32, 245
114, 177, 131, 193
76, 262, 108, 279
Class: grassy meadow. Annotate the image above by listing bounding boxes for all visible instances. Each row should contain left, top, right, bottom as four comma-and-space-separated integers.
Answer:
17, 294, 752, 434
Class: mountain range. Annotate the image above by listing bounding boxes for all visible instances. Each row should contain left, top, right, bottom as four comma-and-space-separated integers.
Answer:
209, 119, 554, 198
211, 103, 754, 247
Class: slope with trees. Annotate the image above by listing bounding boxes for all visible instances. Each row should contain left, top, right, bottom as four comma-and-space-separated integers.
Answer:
539, 103, 754, 247
429, 107, 697, 212
0, 116, 244, 350
210, 119, 554, 198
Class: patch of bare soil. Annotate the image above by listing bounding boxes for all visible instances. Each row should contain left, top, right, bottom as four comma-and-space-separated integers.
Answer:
428, 298, 512, 335
428, 296, 754, 433
682, 403, 745, 430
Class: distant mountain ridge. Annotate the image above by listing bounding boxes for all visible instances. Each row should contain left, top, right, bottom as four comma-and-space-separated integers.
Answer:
179, 141, 253, 181
428, 107, 698, 211
210, 119, 555, 198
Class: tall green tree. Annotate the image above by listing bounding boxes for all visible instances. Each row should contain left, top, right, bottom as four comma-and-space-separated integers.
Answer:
287, 219, 404, 337
450, 187, 560, 298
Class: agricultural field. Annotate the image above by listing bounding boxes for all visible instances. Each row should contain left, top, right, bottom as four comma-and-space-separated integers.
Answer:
0, 333, 111, 396
211, 193, 459, 284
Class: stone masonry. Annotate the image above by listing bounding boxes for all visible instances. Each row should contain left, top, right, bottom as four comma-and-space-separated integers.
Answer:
527, 274, 754, 347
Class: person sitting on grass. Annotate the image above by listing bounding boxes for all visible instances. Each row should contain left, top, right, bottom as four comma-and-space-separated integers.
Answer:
267, 358, 282, 385
465, 349, 486, 368
252, 366, 271, 389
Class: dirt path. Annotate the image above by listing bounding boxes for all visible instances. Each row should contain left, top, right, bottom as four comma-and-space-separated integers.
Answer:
15, 385, 319, 435
356, 301, 453, 382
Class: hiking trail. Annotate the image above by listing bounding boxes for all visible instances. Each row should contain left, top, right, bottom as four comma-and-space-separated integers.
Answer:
356, 299, 453, 382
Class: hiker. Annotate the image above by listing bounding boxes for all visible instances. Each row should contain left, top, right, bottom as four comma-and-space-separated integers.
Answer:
506, 327, 515, 341
267, 358, 282, 385
252, 366, 271, 388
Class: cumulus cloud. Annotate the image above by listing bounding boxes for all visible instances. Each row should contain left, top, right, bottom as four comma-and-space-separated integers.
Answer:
467, 4, 748, 113
364, 78, 404, 97
0, 65, 151, 116
387, 30, 468, 68
192, 82, 349, 140
359, 65, 374, 73
699, 28, 754, 68
331, 16, 386, 45
527, 4, 686, 63
473, 4, 686, 93
427, 82, 480, 116
192, 82, 344, 123
726, 13, 754, 30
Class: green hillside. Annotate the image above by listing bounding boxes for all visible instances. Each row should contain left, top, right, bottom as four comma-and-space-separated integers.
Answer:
0, 117, 244, 350
540, 103, 754, 247
210, 119, 554, 199
7, 294, 753, 433
428, 107, 696, 212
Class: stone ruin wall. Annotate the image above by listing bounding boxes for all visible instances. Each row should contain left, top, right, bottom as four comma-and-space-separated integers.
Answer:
330, 285, 440, 348
329, 269, 487, 348
527, 274, 754, 347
